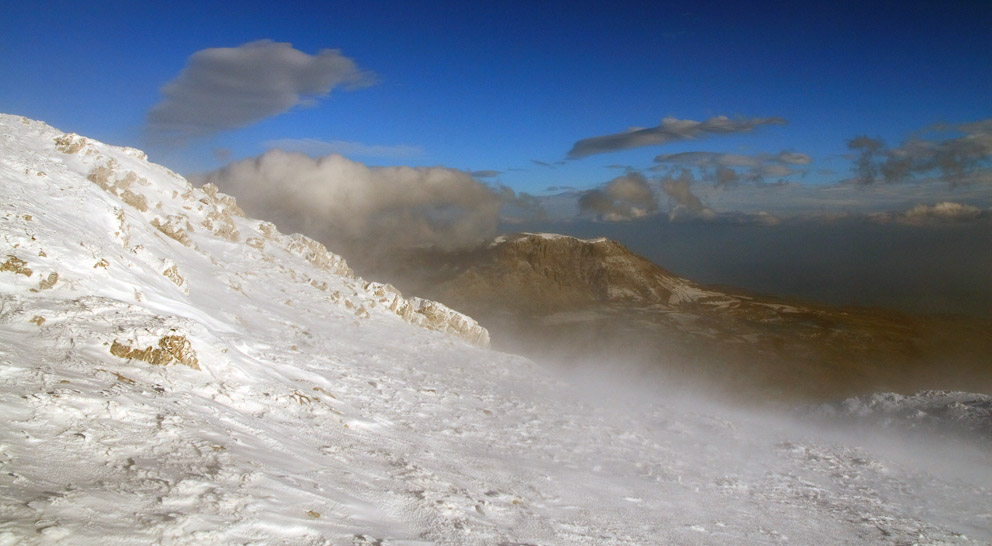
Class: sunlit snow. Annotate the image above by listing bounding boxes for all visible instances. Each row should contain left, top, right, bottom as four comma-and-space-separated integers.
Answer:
1, 114, 989, 545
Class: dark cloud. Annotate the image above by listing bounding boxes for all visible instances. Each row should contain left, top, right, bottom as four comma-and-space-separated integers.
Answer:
196, 150, 536, 255
500, 190, 546, 224
847, 136, 885, 184
654, 151, 759, 168
147, 40, 373, 143
567, 115, 787, 159
715, 165, 740, 187
546, 185, 577, 192
578, 172, 659, 221
661, 172, 715, 220
529, 159, 567, 169
470, 170, 503, 178
847, 118, 992, 186
654, 149, 809, 187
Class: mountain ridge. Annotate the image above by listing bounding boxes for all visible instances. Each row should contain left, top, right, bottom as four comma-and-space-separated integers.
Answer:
0, 114, 489, 349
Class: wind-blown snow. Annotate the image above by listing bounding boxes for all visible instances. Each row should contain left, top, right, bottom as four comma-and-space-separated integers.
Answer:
1, 114, 990, 545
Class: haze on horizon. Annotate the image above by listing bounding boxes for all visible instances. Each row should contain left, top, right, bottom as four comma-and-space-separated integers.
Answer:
2, 1, 990, 317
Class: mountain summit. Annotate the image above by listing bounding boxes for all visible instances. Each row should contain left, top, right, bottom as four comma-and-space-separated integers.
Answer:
432, 233, 708, 313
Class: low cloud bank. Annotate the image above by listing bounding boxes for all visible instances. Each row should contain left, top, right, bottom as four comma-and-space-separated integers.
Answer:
197, 150, 525, 256
872, 201, 988, 225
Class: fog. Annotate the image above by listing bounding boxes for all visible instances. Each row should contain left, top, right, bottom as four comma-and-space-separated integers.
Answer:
535, 348, 992, 542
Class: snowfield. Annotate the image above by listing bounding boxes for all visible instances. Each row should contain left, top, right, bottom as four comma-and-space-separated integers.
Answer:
1, 113, 990, 545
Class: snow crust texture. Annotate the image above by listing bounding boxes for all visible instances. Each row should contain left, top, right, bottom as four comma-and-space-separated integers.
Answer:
1, 114, 990, 545
811, 390, 992, 445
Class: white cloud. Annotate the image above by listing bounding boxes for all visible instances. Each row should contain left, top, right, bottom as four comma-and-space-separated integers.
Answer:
196, 150, 513, 255
578, 173, 659, 221
895, 201, 986, 224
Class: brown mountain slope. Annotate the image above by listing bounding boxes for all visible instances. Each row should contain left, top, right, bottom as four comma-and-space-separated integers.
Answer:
365, 233, 992, 404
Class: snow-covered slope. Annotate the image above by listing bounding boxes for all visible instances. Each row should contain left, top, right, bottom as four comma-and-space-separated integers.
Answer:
810, 390, 992, 444
1, 114, 991, 545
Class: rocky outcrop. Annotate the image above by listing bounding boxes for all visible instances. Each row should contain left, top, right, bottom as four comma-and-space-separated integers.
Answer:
4, 116, 489, 350
110, 334, 200, 370
365, 282, 490, 347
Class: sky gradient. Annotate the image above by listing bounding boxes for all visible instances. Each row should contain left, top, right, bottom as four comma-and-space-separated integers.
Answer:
2, 2, 989, 189
2, 1, 991, 314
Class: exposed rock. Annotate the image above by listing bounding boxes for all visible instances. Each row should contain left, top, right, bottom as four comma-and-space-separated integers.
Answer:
53, 133, 87, 154
160, 260, 189, 294
86, 162, 117, 190
38, 272, 58, 290
202, 210, 240, 241
364, 281, 490, 347
151, 216, 193, 247
120, 189, 149, 212
109, 335, 200, 370
286, 234, 354, 279
1, 255, 32, 277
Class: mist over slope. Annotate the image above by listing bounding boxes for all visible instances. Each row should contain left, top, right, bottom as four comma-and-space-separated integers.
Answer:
2, 114, 991, 544
364, 233, 992, 403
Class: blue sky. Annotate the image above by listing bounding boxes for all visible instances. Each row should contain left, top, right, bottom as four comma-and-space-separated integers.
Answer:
3, 1, 990, 196
2, 1, 991, 315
